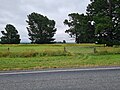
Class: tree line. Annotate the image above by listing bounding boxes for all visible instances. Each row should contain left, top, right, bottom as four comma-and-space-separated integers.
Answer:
0, 0, 120, 46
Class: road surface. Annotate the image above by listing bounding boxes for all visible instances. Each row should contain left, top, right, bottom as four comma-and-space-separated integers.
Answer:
0, 67, 120, 90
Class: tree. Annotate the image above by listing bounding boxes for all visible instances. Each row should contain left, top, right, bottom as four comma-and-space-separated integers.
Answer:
87, 0, 120, 46
64, 13, 95, 43
0, 24, 21, 44
63, 40, 66, 43
26, 12, 57, 44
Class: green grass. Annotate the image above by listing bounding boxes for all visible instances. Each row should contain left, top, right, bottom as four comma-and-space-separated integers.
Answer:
0, 44, 120, 71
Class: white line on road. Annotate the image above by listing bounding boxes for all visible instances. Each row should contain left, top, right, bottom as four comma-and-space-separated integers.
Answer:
0, 67, 120, 75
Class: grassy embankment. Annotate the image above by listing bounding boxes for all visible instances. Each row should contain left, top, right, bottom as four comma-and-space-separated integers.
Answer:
0, 44, 120, 71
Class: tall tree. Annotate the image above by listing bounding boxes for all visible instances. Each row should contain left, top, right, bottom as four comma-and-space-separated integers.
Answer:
87, 0, 120, 46
0, 24, 21, 44
26, 12, 57, 44
64, 13, 95, 43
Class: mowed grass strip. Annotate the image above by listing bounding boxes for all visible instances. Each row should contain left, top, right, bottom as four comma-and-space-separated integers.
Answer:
0, 54, 120, 71
0, 44, 120, 70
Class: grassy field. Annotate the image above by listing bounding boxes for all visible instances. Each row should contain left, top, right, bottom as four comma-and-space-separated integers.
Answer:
0, 44, 120, 71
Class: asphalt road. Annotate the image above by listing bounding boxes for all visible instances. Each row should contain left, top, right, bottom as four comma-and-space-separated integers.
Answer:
0, 67, 120, 90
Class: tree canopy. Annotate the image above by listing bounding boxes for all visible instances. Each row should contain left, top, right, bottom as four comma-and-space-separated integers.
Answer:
26, 12, 57, 44
0, 24, 21, 44
64, 13, 95, 43
64, 0, 120, 46
87, 0, 120, 46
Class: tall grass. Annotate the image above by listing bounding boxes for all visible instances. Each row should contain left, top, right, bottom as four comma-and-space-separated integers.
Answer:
0, 50, 72, 58
0, 44, 120, 57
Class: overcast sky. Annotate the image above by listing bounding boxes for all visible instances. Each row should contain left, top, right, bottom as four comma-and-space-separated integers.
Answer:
0, 0, 90, 43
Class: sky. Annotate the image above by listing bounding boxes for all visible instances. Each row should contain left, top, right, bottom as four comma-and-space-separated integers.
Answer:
0, 0, 91, 43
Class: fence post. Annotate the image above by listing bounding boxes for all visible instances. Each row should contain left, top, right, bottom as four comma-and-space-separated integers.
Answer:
94, 47, 97, 53
8, 48, 10, 51
64, 47, 67, 52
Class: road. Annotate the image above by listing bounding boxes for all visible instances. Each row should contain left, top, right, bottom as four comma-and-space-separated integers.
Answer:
0, 67, 120, 90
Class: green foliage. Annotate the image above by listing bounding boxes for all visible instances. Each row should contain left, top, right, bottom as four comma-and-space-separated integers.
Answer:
64, 13, 95, 43
0, 24, 21, 44
26, 12, 57, 44
87, 0, 120, 46
63, 0, 120, 46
